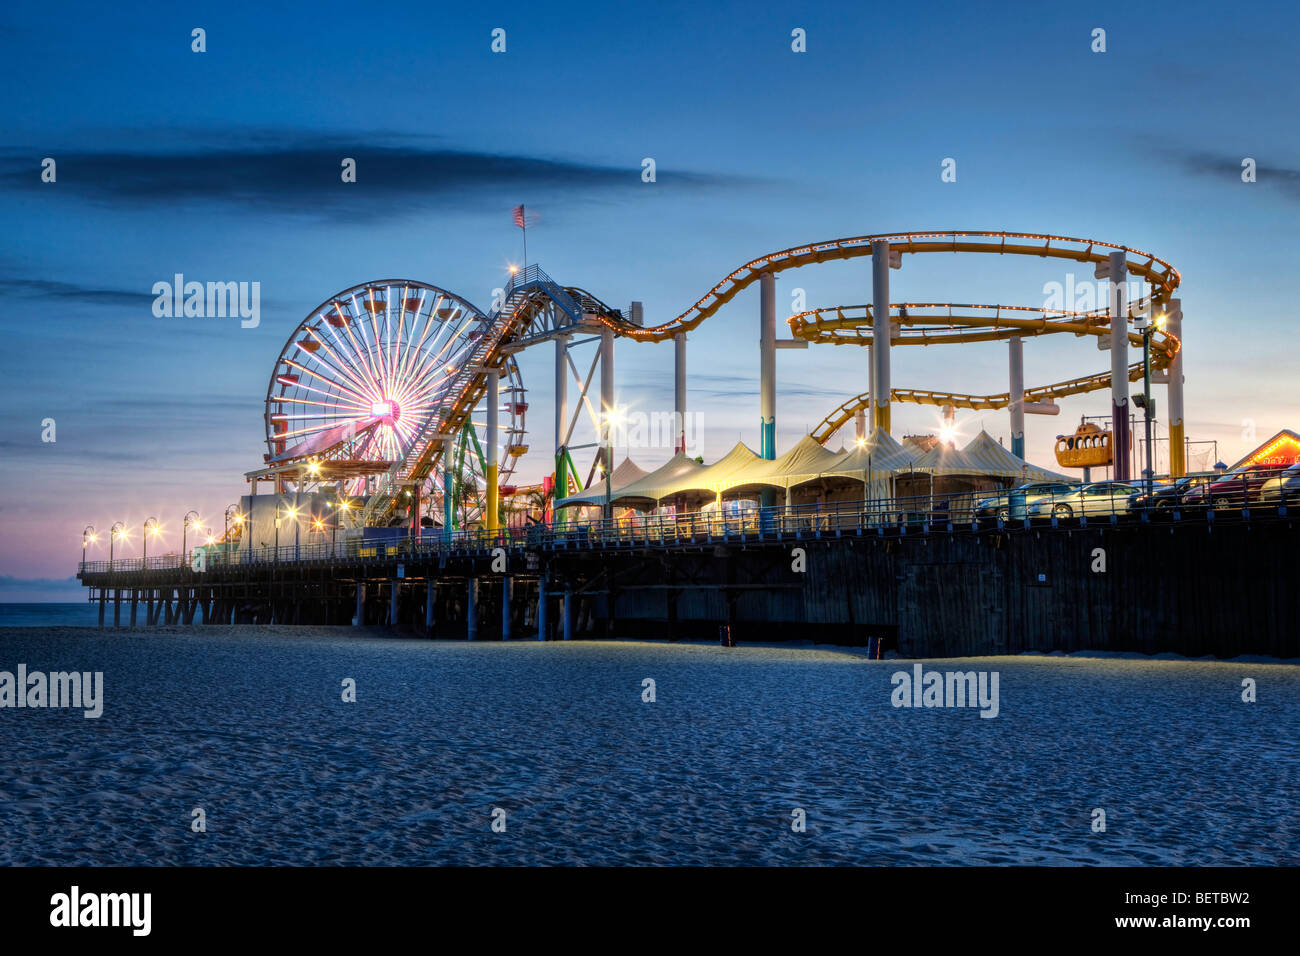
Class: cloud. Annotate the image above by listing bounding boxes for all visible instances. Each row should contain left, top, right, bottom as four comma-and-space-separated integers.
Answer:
0, 277, 152, 307
0, 132, 756, 221
1158, 149, 1300, 200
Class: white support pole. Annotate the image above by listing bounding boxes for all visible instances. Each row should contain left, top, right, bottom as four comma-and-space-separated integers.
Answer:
759, 272, 776, 460
871, 241, 891, 433
866, 342, 873, 433
600, 326, 615, 466
554, 335, 569, 514
600, 326, 616, 520
1108, 250, 1131, 480
1009, 335, 1025, 459
1166, 299, 1185, 476
674, 331, 687, 453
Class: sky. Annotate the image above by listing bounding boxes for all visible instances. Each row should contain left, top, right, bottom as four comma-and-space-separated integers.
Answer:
2, 0, 1298, 597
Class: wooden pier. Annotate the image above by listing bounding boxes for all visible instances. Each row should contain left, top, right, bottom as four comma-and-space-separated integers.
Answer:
78, 508, 1299, 659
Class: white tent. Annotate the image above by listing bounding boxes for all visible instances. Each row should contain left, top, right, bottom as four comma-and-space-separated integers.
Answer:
960, 431, 1071, 481
651, 441, 764, 504
824, 428, 918, 501
557, 451, 703, 508
729, 435, 846, 497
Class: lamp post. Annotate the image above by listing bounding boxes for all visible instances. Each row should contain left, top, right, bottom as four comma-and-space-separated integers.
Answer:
109, 522, 125, 572
81, 525, 97, 570
225, 504, 245, 557
143, 516, 161, 569
182, 510, 200, 566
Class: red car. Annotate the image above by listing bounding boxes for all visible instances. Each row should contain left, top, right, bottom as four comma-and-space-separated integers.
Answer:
1182, 464, 1289, 509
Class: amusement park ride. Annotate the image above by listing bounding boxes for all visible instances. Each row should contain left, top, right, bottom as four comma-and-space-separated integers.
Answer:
240, 231, 1186, 540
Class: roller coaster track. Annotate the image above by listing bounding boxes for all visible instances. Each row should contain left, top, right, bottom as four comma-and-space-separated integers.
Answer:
787, 302, 1180, 351
808, 358, 1174, 445
585, 231, 1181, 343
360, 232, 1180, 522
361, 268, 623, 524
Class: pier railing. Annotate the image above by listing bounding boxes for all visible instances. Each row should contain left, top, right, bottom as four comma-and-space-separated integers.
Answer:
77, 477, 1296, 577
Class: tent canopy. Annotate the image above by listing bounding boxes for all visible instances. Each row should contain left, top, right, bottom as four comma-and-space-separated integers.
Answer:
556, 452, 703, 508
908, 430, 1069, 481
827, 428, 918, 477
960, 430, 1071, 481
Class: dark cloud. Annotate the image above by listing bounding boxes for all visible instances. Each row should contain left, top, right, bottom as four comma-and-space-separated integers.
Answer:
1160, 150, 1300, 200
0, 134, 754, 220
0, 277, 152, 307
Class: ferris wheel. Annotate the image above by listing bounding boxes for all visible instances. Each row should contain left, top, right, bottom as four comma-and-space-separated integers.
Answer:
264, 279, 526, 524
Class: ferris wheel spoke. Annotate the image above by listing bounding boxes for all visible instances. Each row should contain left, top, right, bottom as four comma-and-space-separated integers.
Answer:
303, 327, 383, 401
281, 358, 371, 406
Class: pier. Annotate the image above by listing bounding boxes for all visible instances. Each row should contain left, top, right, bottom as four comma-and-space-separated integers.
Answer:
78, 499, 1299, 659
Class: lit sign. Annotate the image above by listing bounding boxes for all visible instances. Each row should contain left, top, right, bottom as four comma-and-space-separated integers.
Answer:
1242, 434, 1300, 467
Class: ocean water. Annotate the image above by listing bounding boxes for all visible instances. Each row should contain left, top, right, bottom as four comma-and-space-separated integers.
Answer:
0, 604, 99, 627
0, 626, 1296, 866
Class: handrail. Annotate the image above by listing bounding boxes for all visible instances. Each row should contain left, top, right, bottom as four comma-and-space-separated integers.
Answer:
77, 472, 1293, 577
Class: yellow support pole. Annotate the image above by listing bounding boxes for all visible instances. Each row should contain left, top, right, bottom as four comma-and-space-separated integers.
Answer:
1169, 424, 1185, 478
486, 463, 499, 531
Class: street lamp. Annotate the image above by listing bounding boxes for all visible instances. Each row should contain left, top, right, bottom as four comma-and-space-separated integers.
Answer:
109, 522, 126, 572
182, 510, 201, 566
143, 516, 161, 569
81, 525, 97, 569
225, 504, 245, 554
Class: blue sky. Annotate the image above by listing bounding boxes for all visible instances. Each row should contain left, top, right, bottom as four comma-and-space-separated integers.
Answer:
2, 0, 1298, 593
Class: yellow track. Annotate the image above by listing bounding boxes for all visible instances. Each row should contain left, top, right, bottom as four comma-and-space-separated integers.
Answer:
589, 231, 1180, 343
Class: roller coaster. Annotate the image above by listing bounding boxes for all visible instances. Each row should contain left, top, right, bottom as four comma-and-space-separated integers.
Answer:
245, 231, 1185, 531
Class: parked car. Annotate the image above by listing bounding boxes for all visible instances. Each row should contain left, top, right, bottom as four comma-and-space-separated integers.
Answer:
974, 481, 1077, 517
1127, 474, 1215, 511
1027, 481, 1142, 518
1182, 465, 1288, 509
1257, 463, 1300, 503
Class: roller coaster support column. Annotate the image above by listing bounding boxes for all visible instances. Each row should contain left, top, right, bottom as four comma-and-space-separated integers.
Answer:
871, 241, 892, 433
555, 335, 570, 525
486, 368, 500, 532
442, 443, 454, 542
674, 332, 687, 453
1009, 335, 1026, 458
1166, 299, 1186, 477
759, 271, 777, 510
1107, 251, 1131, 480
601, 325, 615, 520
759, 272, 776, 460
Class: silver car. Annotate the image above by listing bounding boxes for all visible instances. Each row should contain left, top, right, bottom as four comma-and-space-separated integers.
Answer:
1258, 463, 1300, 503
1027, 481, 1142, 518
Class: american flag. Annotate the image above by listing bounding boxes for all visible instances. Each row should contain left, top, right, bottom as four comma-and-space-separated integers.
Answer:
512, 204, 526, 229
